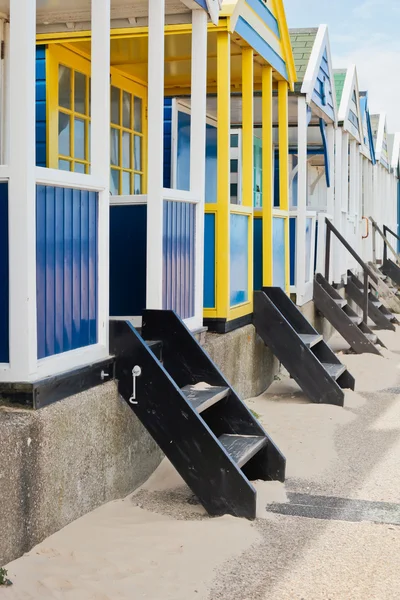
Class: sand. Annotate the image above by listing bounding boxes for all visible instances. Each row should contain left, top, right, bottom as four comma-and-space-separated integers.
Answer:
4, 328, 400, 599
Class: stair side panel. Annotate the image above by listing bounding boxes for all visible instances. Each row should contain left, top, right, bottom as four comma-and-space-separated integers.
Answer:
314, 276, 381, 355
142, 309, 286, 482
254, 291, 345, 407
110, 320, 257, 519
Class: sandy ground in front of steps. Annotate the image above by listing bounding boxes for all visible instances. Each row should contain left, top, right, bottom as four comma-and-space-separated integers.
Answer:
4, 330, 400, 600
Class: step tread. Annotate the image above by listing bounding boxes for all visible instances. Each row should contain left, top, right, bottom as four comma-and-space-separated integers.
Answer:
182, 384, 230, 414
219, 434, 268, 468
322, 363, 347, 380
299, 333, 323, 348
371, 300, 382, 308
364, 333, 378, 344
349, 316, 363, 325
335, 299, 348, 308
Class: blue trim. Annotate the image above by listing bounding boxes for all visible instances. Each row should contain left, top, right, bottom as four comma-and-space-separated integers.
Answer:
110, 205, 147, 317
348, 109, 359, 131
204, 213, 216, 308
193, 0, 208, 9
245, 0, 280, 39
360, 95, 376, 166
230, 213, 249, 306
0, 183, 8, 363
289, 217, 296, 287
253, 217, 262, 291
235, 17, 288, 80
163, 201, 196, 320
319, 119, 331, 188
36, 45, 47, 167
36, 185, 98, 359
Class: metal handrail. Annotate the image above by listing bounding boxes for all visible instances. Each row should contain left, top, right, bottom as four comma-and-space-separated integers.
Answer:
325, 217, 377, 324
383, 224, 400, 264
369, 217, 400, 264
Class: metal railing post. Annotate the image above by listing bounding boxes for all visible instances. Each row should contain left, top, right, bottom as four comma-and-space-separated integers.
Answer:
325, 221, 331, 280
363, 271, 369, 325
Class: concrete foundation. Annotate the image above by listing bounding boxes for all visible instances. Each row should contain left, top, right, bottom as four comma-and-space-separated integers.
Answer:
0, 382, 163, 566
203, 324, 279, 400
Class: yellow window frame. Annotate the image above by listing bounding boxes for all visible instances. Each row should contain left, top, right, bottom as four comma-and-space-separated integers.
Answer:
47, 44, 148, 194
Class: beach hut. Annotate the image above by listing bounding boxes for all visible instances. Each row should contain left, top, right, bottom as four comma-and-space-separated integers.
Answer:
370, 113, 395, 263
0, 0, 218, 384
358, 91, 376, 264
333, 66, 364, 283
285, 25, 336, 306
165, 0, 296, 332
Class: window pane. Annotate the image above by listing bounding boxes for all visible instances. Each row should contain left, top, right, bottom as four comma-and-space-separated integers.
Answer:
59, 113, 71, 156
75, 162, 85, 174
59, 65, 71, 109
110, 128, 120, 166
110, 169, 119, 195
89, 77, 91, 116
111, 86, 120, 125
134, 96, 142, 132
75, 71, 86, 114
123, 91, 131, 128
134, 135, 141, 171
231, 133, 239, 148
231, 159, 238, 173
230, 183, 238, 204
122, 132, 131, 169
74, 118, 85, 160
59, 159, 71, 171
134, 173, 142, 195
122, 171, 131, 195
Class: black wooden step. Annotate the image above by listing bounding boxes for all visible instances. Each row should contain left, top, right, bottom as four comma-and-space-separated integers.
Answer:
381, 259, 400, 288
314, 274, 381, 355
111, 312, 286, 521
322, 363, 347, 380
181, 384, 229, 413
349, 315, 363, 325
365, 333, 378, 344
335, 299, 348, 308
254, 288, 355, 407
299, 333, 323, 348
146, 340, 163, 361
346, 272, 397, 331
219, 434, 268, 468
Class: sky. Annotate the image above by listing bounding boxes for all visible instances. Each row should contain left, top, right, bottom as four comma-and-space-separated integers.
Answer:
284, 0, 400, 132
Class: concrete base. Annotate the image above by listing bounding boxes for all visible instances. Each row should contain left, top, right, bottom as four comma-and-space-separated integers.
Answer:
203, 324, 279, 400
0, 382, 163, 566
300, 299, 336, 341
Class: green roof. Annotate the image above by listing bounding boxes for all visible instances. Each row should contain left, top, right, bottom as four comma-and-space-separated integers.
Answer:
334, 70, 347, 109
289, 28, 318, 90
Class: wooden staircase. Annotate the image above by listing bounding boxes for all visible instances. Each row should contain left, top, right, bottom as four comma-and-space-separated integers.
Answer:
313, 273, 383, 355
346, 271, 399, 331
254, 288, 355, 407
381, 258, 400, 289
110, 310, 285, 520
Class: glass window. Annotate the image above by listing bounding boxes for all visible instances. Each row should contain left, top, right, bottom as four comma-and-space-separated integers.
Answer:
59, 113, 70, 156
59, 65, 71, 110
122, 132, 131, 169
111, 87, 120, 125
110, 128, 120, 166
75, 71, 86, 114
53, 51, 145, 194
134, 96, 142, 132
74, 118, 85, 160
123, 92, 131, 129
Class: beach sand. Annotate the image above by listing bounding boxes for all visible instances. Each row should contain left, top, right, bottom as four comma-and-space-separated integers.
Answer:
4, 330, 400, 599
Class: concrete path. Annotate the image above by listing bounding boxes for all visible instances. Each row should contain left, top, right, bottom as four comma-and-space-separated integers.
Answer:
4, 330, 400, 599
